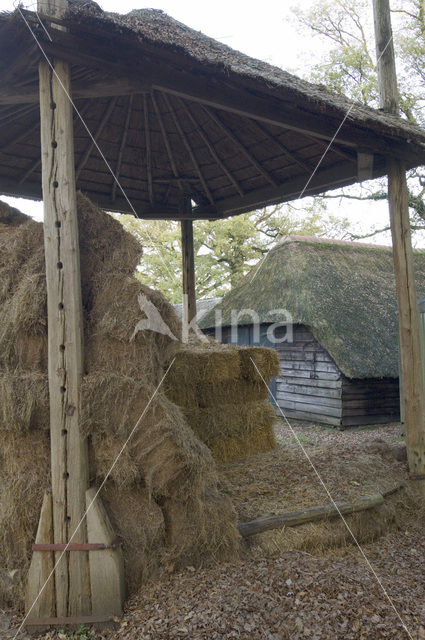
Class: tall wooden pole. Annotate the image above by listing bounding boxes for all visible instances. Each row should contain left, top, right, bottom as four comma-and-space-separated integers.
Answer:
373, 0, 425, 484
36, 0, 90, 617
181, 198, 197, 336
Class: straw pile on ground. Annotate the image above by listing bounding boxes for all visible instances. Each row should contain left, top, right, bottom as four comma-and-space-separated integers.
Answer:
0, 194, 252, 608
220, 436, 417, 556
165, 346, 279, 462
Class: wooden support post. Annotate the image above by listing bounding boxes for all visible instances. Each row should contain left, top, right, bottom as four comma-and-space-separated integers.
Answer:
181, 198, 196, 336
27, 0, 91, 619
373, 0, 425, 485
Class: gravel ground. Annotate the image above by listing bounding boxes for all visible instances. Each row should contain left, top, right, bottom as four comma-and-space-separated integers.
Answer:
274, 419, 405, 451
3, 421, 424, 640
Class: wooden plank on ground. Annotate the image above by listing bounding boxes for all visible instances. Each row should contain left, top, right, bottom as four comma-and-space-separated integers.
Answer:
237, 492, 385, 537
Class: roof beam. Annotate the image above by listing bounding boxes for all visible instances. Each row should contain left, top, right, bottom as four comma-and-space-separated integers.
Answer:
357, 151, 375, 181
253, 120, 313, 174
75, 97, 117, 180
0, 119, 40, 152
0, 104, 37, 126
203, 106, 278, 187
178, 98, 244, 197
151, 91, 184, 192
143, 93, 154, 206
17, 103, 91, 185
19, 157, 41, 185
194, 157, 387, 218
0, 175, 210, 218
111, 94, 133, 202
162, 93, 215, 205
0, 78, 150, 105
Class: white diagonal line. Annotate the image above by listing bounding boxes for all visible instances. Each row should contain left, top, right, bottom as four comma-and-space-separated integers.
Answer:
297, 33, 395, 200
250, 356, 414, 640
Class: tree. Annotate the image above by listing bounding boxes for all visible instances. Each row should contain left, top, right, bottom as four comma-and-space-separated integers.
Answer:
292, 0, 425, 240
114, 200, 352, 302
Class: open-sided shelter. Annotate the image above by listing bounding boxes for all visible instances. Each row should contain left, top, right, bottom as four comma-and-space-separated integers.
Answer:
1, 0, 425, 628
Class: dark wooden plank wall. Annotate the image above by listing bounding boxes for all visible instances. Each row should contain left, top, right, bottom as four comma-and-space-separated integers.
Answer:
341, 377, 400, 426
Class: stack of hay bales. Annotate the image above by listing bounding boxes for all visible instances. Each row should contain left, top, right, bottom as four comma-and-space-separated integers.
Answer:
0, 195, 244, 607
165, 346, 279, 462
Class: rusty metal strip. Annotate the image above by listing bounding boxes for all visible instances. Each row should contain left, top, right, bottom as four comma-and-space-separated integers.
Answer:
33, 538, 121, 552
26, 615, 116, 627
409, 473, 425, 481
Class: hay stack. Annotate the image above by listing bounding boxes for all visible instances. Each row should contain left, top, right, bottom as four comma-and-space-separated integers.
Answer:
165, 346, 279, 462
0, 195, 240, 607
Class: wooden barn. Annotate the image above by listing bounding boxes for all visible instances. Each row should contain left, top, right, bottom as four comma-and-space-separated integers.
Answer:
200, 236, 425, 427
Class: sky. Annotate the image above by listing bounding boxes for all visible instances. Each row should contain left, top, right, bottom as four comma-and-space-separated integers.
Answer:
0, 0, 418, 245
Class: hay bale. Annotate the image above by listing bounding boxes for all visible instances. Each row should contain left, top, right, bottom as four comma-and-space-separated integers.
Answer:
0, 199, 29, 227
167, 347, 241, 386
165, 379, 268, 409
238, 346, 280, 382
87, 276, 180, 379
183, 401, 277, 463
77, 193, 142, 280
0, 431, 49, 607
0, 373, 49, 433
208, 425, 277, 463
184, 401, 276, 444
102, 484, 166, 592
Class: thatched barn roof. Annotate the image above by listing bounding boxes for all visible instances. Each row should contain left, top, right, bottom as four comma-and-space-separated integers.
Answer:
200, 237, 425, 379
1, 1, 425, 219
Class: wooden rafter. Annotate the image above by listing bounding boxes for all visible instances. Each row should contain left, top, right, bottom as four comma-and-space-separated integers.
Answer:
0, 119, 40, 153
0, 44, 38, 85
151, 90, 183, 192
19, 158, 41, 185
143, 93, 154, 206
202, 106, 277, 187
111, 94, 133, 202
179, 98, 244, 197
253, 120, 313, 174
195, 158, 361, 218
0, 104, 37, 126
162, 93, 214, 205
76, 98, 117, 180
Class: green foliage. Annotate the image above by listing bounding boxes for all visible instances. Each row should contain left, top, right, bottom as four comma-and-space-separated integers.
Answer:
114, 202, 352, 301
292, 0, 425, 238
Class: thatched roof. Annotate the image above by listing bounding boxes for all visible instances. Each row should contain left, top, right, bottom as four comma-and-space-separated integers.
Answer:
1, 1, 425, 219
200, 237, 425, 379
